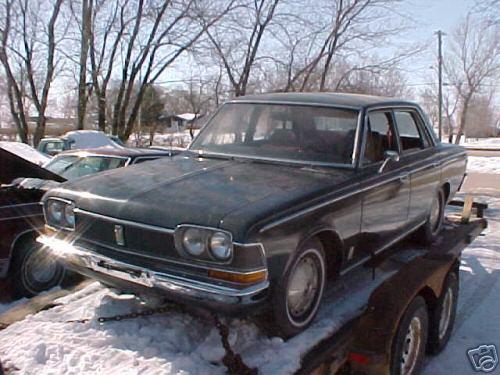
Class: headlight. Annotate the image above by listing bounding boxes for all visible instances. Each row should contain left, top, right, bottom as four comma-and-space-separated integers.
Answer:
64, 204, 75, 227
182, 228, 205, 256
209, 232, 232, 260
46, 198, 75, 229
47, 200, 65, 223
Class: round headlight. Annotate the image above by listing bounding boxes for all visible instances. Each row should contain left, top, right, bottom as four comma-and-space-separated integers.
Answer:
182, 228, 205, 256
64, 204, 75, 228
47, 200, 64, 223
209, 232, 232, 260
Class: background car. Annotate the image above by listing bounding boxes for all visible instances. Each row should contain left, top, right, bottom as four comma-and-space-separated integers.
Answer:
37, 130, 124, 156
0, 146, 180, 298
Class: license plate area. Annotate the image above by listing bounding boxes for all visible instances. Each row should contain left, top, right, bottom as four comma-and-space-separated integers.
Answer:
88, 258, 153, 287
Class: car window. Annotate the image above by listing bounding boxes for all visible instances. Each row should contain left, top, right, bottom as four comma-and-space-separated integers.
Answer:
394, 111, 429, 152
45, 155, 127, 180
45, 141, 64, 153
191, 103, 359, 165
363, 111, 398, 164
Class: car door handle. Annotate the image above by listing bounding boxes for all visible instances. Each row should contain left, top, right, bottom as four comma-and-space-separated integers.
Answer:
399, 172, 410, 182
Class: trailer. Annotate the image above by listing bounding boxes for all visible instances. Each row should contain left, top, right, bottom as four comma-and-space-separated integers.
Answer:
295, 198, 487, 375
0, 198, 488, 375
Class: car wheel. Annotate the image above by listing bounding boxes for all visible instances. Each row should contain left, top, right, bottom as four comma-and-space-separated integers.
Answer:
419, 188, 445, 245
272, 238, 326, 338
10, 238, 65, 298
391, 296, 429, 375
427, 272, 459, 355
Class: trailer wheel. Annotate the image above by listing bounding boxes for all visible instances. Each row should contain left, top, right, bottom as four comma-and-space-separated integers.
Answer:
427, 272, 459, 354
10, 238, 65, 298
419, 188, 445, 245
272, 238, 326, 338
390, 296, 428, 375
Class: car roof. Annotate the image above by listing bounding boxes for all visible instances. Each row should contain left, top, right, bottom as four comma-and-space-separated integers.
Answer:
56, 147, 175, 158
229, 92, 417, 110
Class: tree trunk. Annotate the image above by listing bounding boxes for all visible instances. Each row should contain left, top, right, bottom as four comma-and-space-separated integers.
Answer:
454, 95, 472, 145
97, 93, 107, 131
77, 0, 92, 130
33, 115, 46, 146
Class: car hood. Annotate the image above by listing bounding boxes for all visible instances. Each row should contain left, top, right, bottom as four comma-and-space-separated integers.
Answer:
45, 155, 355, 238
0, 147, 66, 185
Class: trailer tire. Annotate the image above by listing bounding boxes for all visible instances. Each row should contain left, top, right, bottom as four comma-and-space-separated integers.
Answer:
272, 238, 326, 338
418, 188, 445, 246
9, 238, 65, 298
390, 296, 428, 375
427, 272, 459, 355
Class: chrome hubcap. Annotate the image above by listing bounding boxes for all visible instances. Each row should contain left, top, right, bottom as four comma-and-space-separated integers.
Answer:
25, 248, 58, 284
400, 317, 422, 375
287, 253, 320, 318
438, 287, 453, 340
430, 195, 441, 232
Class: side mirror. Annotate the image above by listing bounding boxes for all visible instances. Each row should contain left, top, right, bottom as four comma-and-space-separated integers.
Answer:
378, 150, 400, 173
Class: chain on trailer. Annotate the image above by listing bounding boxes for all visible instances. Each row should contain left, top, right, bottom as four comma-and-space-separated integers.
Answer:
64, 303, 257, 374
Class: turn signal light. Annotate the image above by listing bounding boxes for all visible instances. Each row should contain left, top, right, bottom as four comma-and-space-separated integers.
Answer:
208, 269, 267, 284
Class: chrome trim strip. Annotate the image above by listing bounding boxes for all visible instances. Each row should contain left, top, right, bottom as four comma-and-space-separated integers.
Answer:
339, 219, 426, 276
0, 202, 42, 210
74, 208, 175, 234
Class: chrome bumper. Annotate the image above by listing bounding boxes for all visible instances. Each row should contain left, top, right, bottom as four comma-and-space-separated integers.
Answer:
38, 235, 269, 307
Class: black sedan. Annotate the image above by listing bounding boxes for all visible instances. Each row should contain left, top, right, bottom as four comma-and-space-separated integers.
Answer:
39, 93, 467, 336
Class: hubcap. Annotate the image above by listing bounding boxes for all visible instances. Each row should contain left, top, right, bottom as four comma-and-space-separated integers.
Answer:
400, 317, 422, 375
438, 287, 453, 340
287, 252, 320, 319
430, 194, 441, 233
25, 248, 58, 284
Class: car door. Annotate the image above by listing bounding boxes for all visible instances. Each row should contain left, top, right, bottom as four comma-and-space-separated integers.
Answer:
354, 109, 411, 262
393, 108, 441, 225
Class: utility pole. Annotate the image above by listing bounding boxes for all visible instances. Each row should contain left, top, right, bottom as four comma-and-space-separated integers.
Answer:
436, 30, 445, 142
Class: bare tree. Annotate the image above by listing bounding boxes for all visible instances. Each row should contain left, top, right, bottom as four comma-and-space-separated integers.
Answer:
0, 0, 65, 145
445, 13, 500, 144
206, 0, 281, 97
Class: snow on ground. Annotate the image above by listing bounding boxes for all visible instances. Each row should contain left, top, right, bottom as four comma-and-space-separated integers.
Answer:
0, 256, 401, 374
467, 156, 500, 174
423, 197, 500, 374
460, 137, 500, 149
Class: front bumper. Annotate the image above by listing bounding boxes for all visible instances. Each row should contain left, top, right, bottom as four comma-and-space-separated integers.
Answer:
38, 235, 269, 313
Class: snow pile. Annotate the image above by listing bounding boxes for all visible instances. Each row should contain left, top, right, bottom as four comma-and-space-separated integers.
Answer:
467, 157, 500, 174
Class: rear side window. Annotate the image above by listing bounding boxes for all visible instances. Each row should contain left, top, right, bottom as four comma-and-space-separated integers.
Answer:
394, 111, 429, 152
133, 157, 159, 164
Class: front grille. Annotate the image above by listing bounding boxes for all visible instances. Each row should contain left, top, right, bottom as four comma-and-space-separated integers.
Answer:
75, 213, 180, 261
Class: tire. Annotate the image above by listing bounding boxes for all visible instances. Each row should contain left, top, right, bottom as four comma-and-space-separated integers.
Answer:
272, 238, 326, 338
419, 188, 445, 246
390, 296, 429, 375
427, 272, 459, 355
9, 238, 65, 298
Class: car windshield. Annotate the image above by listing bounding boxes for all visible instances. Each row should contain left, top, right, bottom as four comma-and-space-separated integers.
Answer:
190, 103, 359, 165
45, 155, 127, 180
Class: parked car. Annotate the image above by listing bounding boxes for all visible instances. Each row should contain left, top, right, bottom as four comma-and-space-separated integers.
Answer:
39, 93, 467, 336
37, 130, 123, 156
0, 146, 178, 297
